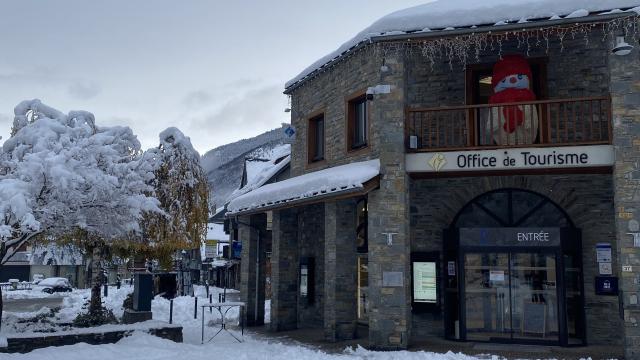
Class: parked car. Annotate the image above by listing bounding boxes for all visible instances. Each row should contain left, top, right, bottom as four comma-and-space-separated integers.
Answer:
38, 277, 73, 293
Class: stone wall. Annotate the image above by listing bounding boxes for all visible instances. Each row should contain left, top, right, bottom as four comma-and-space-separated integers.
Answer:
324, 199, 358, 341
609, 31, 640, 359
270, 208, 299, 331
297, 203, 325, 328
406, 31, 609, 109
288, 47, 382, 177
285, 19, 621, 351
239, 214, 267, 326
1, 326, 182, 354
409, 174, 623, 345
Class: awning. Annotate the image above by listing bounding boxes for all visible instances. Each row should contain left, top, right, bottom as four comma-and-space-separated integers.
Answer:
227, 159, 380, 216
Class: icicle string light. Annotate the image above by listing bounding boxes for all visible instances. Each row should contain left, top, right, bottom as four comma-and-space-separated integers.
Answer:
287, 14, 640, 93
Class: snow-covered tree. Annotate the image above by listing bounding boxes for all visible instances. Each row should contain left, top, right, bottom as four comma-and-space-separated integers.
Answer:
140, 127, 209, 269
0, 100, 161, 326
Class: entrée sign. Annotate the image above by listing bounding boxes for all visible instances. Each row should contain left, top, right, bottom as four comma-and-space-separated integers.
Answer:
406, 145, 614, 173
460, 228, 561, 247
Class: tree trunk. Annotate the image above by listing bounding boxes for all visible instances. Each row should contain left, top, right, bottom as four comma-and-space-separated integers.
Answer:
89, 245, 103, 314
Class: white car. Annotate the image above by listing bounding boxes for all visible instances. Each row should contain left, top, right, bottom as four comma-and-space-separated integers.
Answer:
38, 277, 73, 293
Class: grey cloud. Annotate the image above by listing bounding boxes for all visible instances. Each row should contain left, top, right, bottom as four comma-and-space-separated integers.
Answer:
183, 90, 212, 108
186, 84, 287, 151
197, 84, 283, 129
67, 81, 101, 100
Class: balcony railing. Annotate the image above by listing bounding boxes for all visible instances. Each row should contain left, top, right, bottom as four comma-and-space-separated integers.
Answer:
406, 96, 612, 151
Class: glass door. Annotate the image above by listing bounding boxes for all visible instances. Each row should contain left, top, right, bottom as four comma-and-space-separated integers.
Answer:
464, 253, 511, 341
463, 251, 560, 343
510, 252, 559, 342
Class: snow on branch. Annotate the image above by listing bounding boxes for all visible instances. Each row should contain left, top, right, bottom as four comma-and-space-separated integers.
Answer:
0, 99, 162, 264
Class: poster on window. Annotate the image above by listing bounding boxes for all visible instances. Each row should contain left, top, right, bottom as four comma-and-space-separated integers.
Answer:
413, 262, 437, 303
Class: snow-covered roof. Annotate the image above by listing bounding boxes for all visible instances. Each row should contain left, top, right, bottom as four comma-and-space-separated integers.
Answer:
226, 144, 291, 204
227, 159, 380, 215
206, 223, 227, 241
29, 244, 83, 266
285, 0, 640, 91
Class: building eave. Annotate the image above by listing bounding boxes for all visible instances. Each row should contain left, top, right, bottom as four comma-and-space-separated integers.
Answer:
284, 11, 633, 95
226, 175, 380, 217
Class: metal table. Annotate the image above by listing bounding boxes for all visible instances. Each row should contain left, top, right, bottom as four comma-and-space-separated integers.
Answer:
200, 301, 245, 344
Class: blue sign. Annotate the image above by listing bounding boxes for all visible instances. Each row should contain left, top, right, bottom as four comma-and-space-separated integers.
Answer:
284, 126, 295, 138
595, 276, 618, 296
232, 241, 242, 259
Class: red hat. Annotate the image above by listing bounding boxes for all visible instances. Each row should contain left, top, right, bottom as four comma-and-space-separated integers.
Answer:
491, 54, 533, 89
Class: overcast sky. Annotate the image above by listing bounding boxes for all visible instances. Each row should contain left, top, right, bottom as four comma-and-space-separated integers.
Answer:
0, 0, 428, 154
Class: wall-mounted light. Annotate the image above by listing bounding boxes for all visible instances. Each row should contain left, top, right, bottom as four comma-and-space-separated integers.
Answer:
613, 36, 633, 56
284, 108, 291, 113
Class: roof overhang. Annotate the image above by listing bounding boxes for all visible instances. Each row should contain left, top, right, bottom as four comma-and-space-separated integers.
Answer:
284, 11, 634, 94
226, 159, 381, 217
369, 12, 632, 43
226, 175, 380, 217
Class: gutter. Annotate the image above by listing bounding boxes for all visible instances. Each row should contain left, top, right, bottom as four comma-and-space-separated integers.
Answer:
284, 12, 633, 94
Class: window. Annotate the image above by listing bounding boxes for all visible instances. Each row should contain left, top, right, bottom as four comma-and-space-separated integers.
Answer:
307, 114, 325, 163
348, 95, 368, 150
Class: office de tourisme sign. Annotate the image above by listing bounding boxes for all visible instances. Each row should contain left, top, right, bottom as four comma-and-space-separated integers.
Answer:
405, 145, 614, 173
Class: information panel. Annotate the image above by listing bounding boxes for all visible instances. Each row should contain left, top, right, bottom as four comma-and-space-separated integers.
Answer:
413, 262, 437, 303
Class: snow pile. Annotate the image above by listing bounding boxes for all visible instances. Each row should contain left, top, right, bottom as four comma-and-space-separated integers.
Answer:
227, 144, 291, 204
1, 286, 134, 336
1, 330, 484, 360
286, 0, 640, 89
227, 159, 380, 214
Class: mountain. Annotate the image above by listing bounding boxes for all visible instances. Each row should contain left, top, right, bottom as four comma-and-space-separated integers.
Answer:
202, 124, 291, 208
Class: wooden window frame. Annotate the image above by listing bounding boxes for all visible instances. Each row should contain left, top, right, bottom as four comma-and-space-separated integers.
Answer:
346, 91, 370, 153
307, 112, 325, 164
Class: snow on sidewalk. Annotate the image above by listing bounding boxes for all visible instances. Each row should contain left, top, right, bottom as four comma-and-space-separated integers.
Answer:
1, 330, 483, 360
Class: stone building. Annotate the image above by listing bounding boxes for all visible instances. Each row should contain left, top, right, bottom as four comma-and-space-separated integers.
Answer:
227, 1, 640, 357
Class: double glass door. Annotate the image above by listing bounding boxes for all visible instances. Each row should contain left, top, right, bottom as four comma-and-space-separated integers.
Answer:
463, 251, 558, 342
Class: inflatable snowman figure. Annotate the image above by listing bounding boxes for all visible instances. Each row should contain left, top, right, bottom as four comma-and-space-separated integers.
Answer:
488, 55, 539, 145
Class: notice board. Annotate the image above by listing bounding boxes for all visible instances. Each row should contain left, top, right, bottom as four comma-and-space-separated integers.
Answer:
522, 302, 546, 336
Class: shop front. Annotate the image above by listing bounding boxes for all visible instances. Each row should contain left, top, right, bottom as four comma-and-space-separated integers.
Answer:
442, 189, 585, 346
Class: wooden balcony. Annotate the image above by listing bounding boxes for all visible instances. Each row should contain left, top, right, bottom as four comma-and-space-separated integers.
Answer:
406, 96, 612, 152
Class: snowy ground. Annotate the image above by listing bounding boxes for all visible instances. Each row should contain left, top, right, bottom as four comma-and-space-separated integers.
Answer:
3, 331, 486, 360
2, 285, 484, 360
